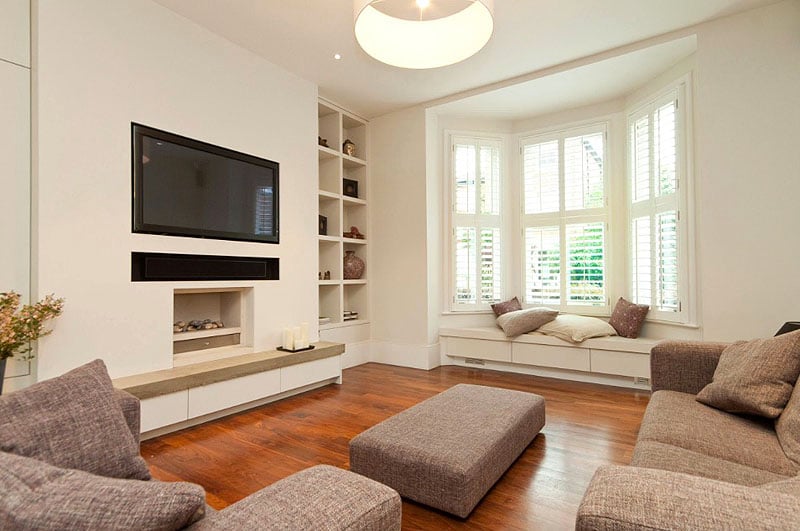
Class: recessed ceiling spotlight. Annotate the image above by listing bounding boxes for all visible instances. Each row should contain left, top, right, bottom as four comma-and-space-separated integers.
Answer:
334, 53, 342, 60
416, 0, 430, 8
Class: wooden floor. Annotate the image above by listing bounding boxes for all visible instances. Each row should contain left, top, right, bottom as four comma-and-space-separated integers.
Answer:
141, 363, 650, 530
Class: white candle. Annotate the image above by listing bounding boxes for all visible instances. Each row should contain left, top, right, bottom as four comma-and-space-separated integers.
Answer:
282, 327, 294, 350
300, 322, 309, 348
292, 326, 302, 350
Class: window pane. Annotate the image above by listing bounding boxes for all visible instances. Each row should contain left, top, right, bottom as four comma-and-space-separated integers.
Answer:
479, 228, 502, 302
454, 227, 477, 304
566, 223, 605, 305
657, 212, 679, 311
524, 226, 560, 305
564, 133, 604, 210
655, 101, 677, 197
631, 216, 652, 306
523, 141, 559, 214
454, 143, 476, 214
479, 145, 500, 215
632, 115, 650, 202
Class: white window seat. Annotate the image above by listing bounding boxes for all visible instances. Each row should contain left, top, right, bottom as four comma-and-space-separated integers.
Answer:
439, 327, 662, 382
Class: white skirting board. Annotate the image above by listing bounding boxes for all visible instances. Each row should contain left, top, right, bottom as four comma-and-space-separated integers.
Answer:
369, 341, 441, 370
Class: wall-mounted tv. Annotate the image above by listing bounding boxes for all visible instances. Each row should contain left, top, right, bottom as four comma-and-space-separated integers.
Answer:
132, 123, 279, 244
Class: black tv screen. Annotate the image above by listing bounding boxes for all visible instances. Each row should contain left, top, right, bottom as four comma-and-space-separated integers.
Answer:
132, 123, 279, 243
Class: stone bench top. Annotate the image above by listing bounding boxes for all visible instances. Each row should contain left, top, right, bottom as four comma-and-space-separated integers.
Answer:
439, 326, 662, 354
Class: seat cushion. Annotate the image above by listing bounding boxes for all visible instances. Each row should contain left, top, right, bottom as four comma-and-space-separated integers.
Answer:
187, 465, 401, 531
776, 382, 800, 466
0, 359, 151, 480
0, 451, 205, 530
632, 440, 790, 486
638, 391, 797, 476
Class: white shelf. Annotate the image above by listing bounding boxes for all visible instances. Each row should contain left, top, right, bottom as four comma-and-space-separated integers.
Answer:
318, 280, 340, 286
342, 195, 366, 206
173, 326, 242, 342
342, 237, 367, 245
318, 190, 339, 201
343, 279, 367, 285
343, 154, 367, 168
318, 235, 340, 243
318, 145, 339, 160
319, 319, 370, 330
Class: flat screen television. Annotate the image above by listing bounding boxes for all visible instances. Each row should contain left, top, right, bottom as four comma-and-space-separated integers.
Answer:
132, 123, 279, 244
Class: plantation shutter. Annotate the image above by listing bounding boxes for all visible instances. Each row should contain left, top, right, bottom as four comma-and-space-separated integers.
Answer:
521, 125, 608, 312
629, 91, 685, 319
451, 136, 503, 309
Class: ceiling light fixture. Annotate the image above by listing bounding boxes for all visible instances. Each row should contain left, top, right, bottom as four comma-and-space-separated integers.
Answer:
353, 0, 494, 69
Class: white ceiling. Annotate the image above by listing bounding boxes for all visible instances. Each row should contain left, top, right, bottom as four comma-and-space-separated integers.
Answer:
431, 36, 697, 121
153, 0, 779, 119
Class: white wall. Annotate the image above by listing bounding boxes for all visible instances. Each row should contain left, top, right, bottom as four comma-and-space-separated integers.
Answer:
693, 0, 800, 341
1, 0, 33, 391
369, 0, 800, 367
34, 0, 318, 379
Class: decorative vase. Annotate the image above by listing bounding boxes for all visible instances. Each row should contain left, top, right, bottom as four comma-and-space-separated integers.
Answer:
343, 139, 356, 157
343, 251, 365, 280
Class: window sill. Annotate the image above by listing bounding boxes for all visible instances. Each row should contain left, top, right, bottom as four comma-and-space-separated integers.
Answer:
442, 310, 495, 316
644, 318, 700, 329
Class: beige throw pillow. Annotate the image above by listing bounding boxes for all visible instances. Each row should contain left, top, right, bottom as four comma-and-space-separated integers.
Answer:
697, 330, 800, 419
536, 314, 617, 343
496, 307, 558, 337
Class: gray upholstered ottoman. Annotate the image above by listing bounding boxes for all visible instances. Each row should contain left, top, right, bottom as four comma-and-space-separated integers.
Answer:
349, 383, 545, 518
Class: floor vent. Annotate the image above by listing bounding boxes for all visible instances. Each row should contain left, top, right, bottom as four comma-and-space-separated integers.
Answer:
464, 358, 486, 366
634, 376, 650, 386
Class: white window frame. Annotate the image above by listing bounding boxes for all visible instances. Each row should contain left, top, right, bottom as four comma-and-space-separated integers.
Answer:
626, 74, 695, 324
518, 122, 611, 315
445, 132, 506, 312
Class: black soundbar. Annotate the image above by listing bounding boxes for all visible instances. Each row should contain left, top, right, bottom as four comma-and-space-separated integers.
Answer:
131, 252, 279, 282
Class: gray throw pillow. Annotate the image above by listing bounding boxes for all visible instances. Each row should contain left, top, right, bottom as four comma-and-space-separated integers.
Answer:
0, 451, 205, 530
496, 307, 558, 337
776, 383, 800, 466
491, 297, 523, 317
0, 359, 151, 480
697, 330, 800, 418
608, 297, 649, 338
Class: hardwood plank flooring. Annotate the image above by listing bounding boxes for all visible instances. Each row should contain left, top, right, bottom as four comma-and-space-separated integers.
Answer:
141, 363, 650, 530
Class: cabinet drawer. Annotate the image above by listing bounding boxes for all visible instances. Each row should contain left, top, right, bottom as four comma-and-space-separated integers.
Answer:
173, 333, 240, 354
188, 369, 280, 418
512, 343, 590, 371
444, 337, 511, 362
591, 349, 650, 378
281, 356, 340, 392
140, 391, 188, 432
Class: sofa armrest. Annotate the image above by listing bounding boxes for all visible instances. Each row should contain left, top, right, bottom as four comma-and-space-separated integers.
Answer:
576, 465, 800, 531
650, 340, 729, 394
113, 388, 141, 446
187, 465, 400, 530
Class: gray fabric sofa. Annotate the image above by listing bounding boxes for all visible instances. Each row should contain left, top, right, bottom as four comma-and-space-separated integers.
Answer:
0, 360, 401, 530
576, 340, 800, 530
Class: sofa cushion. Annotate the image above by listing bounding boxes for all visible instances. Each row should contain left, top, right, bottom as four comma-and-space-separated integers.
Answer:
759, 475, 800, 497
696, 330, 800, 418
0, 359, 151, 480
608, 297, 649, 339
490, 296, 522, 317
187, 465, 400, 530
0, 451, 205, 530
776, 379, 800, 467
496, 307, 558, 337
631, 440, 789, 486
638, 391, 797, 476
536, 314, 616, 343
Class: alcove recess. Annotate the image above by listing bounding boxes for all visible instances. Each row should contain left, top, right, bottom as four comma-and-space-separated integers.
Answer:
172, 287, 253, 367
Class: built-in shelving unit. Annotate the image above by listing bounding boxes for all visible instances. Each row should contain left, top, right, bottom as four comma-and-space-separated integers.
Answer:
317, 98, 369, 331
